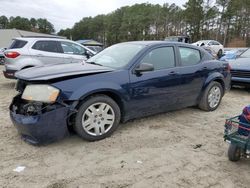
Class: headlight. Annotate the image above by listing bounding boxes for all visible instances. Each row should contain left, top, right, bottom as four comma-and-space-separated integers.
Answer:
21, 85, 60, 103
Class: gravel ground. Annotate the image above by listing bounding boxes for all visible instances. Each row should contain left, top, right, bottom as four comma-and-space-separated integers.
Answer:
0, 66, 249, 188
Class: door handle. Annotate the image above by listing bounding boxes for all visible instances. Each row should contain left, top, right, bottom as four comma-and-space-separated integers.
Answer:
202, 66, 208, 70
169, 71, 178, 75
36, 54, 44, 57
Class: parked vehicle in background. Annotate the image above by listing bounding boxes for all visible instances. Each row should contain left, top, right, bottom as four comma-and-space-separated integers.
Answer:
229, 48, 250, 87
10, 41, 231, 144
192, 40, 224, 58
76, 39, 103, 53
165, 36, 191, 43
85, 45, 103, 53
3, 37, 96, 79
0, 48, 6, 65
220, 48, 247, 61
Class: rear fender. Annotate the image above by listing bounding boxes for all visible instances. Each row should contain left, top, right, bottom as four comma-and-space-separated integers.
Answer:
198, 72, 225, 101
18, 57, 43, 69
203, 72, 224, 90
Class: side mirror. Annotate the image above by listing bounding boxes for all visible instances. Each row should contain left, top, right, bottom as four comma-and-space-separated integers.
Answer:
84, 50, 92, 59
134, 63, 154, 75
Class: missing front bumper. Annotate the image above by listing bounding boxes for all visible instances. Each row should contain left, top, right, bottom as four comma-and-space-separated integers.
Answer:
10, 96, 70, 145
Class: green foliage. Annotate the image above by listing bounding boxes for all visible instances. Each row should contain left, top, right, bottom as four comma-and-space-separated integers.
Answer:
3, 0, 247, 46
0, 16, 55, 34
0, 16, 8, 29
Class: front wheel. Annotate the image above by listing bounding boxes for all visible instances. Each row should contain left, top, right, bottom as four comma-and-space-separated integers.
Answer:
199, 81, 223, 111
74, 95, 121, 141
228, 144, 242, 162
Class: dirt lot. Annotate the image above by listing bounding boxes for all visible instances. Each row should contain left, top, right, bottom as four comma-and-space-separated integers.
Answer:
0, 66, 249, 188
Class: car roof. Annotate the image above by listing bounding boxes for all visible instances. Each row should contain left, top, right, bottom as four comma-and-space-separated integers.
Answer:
121, 40, 196, 48
195, 40, 211, 43
14, 37, 74, 42
12, 37, 96, 54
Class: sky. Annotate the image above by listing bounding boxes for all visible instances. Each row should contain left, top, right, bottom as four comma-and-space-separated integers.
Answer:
0, 0, 187, 32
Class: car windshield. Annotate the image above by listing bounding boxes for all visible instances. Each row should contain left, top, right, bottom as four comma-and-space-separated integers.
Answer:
86, 43, 144, 69
240, 49, 250, 58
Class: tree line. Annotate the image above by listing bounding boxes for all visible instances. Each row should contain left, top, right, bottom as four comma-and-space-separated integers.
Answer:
58, 0, 250, 46
0, 16, 55, 34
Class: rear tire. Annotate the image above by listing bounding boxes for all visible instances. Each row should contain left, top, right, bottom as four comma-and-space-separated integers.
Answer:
228, 144, 242, 162
73, 95, 121, 141
199, 81, 223, 111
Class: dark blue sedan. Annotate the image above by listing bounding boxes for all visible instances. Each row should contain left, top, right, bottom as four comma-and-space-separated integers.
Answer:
10, 41, 231, 144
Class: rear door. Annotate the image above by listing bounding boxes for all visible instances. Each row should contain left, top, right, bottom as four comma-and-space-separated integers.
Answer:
29, 40, 63, 65
59, 41, 87, 63
176, 46, 209, 106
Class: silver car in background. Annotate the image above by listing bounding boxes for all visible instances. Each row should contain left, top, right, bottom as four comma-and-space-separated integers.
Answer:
3, 37, 95, 79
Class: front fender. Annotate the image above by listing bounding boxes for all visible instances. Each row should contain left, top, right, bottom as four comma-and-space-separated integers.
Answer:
69, 81, 128, 101
52, 71, 130, 102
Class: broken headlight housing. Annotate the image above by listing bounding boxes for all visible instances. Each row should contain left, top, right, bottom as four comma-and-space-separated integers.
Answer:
21, 85, 60, 103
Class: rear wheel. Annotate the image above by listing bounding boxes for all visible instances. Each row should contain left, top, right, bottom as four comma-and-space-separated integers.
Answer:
199, 81, 223, 111
228, 144, 242, 162
74, 95, 121, 141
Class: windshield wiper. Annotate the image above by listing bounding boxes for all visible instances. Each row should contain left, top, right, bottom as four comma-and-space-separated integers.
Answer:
86, 62, 103, 66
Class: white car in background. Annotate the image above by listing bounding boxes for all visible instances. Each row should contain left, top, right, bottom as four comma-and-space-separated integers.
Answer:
192, 40, 224, 57
3, 37, 96, 79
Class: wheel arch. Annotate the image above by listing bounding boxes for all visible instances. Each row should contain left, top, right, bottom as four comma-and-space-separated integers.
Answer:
203, 73, 225, 95
75, 89, 126, 119
21, 65, 34, 70
198, 73, 225, 104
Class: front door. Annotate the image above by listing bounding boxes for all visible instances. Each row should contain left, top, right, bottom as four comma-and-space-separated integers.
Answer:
60, 41, 87, 63
128, 46, 181, 118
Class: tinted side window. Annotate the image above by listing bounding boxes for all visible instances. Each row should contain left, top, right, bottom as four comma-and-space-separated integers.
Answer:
9, 40, 27, 49
212, 41, 220, 45
61, 41, 85, 55
32, 41, 61, 53
179, 47, 201, 66
141, 47, 175, 70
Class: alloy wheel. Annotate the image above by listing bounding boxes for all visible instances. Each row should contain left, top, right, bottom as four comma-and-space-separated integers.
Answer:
208, 86, 221, 108
81, 102, 115, 136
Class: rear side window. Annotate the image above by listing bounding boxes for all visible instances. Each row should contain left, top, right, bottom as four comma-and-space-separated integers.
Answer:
9, 40, 27, 49
32, 41, 62, 53
179, 47, 201, 66
140, 47, 175, 70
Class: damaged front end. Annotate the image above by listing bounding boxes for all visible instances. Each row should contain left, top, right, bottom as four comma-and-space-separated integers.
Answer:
10, 80, 73, 145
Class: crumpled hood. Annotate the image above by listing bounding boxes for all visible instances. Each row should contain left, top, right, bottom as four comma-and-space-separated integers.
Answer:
229, 58, 250, 70
15, 62, 114, 81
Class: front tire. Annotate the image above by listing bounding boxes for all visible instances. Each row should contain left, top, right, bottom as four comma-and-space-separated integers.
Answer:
199, 81, 223, 111
228, 144, 242, 162
74, 95, 121, 141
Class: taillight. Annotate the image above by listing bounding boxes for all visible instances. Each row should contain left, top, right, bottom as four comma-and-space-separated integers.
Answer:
4, 51, 20, 58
